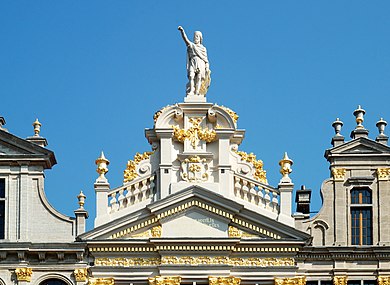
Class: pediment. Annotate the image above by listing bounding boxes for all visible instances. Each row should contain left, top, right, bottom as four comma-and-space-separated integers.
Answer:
0, 130, 56, 167
80, 185, 310, 242
326, 137, 390, 156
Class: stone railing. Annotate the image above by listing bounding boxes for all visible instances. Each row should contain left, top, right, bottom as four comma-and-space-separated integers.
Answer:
234, 174, 279, 213
107, 174, 156, 213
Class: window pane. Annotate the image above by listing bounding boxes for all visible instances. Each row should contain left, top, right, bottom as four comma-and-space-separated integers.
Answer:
0, 179, 4, 198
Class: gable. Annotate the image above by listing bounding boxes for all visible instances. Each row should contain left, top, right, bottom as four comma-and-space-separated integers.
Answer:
79, 185, 310, 242
0, 129, 56, 168
325, 137, 390, 158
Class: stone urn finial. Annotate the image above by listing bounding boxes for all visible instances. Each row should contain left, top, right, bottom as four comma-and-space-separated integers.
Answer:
77, 191, 86, 209
332, 118, 343, 136
353, 105, 366, 129
95, 151, 110, 182
376, 118, 387, 135
32, 118, 42, 137
279, 152, 293, 183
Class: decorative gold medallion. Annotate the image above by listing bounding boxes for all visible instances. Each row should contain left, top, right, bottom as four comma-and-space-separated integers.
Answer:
74, 268, 88, 282
15, 268, 33, 282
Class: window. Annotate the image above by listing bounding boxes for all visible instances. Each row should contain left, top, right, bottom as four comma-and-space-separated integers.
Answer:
351, 188, 372, 245
0, 179, 5, 239
39, 279, 67, 285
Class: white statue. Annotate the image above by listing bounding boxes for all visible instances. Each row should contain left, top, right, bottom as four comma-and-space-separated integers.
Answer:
178, 26, 211, 96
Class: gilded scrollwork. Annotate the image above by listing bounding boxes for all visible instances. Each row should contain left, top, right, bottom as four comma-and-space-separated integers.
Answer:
95, 257, 161, 266
15, 268, 33, 282
275, 277, 306, 285
218, 105, 239, 124
74, 268, 88, 282
209, 276, 241, 285
332, 168, 346, 181
333, 276, 348, 285
124, 151, 154, 182
377, 168, 390, 181
172, 117, 217, 148
88, 278, 115, 285
228, 226, 242, 238
149, 276, 182, 285
151, 225, 162, 237
235, 150, 267, 183
378, 276, 390, 285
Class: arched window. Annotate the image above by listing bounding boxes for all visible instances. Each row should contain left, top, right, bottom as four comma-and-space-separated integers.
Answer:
351, 188, 372, 245
39, 279, 67, 285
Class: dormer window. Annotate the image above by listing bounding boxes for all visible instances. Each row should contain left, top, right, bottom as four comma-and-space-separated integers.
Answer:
351, 188, 372, 245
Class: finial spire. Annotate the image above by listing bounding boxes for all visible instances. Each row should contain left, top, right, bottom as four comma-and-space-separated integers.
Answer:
353, 105, 366, 129
332, 118, 343, 136
33, 118, 42, 137
77, 191, 86, 209
279, 152, 293, 183
95, 151, 110, 182
376, 118, 389, 145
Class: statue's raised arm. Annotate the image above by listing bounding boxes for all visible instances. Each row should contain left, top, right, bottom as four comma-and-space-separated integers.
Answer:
178, 26, 211, 97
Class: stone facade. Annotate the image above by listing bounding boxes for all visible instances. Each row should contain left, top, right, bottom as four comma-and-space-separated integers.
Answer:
1, 84, 390, 285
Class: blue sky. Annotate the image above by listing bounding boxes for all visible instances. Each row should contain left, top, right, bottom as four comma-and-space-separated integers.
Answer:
1, 1, 390, 229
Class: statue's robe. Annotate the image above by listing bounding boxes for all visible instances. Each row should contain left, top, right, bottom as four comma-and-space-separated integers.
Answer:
187, 42, 208, 79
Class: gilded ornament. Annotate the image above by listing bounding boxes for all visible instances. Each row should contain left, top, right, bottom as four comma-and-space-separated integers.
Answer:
275, 277, 306, 285
219, 105, 239, 124
377, 168, 390, 181
332, 168, 346, 181
124, 151, 154, 182
378, 276, 390, 285
74, 268, 88, 282
228, 226, 242, 238
88, 278, 115, 285
15, 268, 33, 282
151, 225, 162, 237
149, 276, 182, 285
235, 150, 267, 183
95, 257, 161, 267
154, 105, 171, 124
209, 276, 241, 285
333, 276, 348, 285
181, 155, 209, 182
95, 152, 109, 178
172, 117, 217, 148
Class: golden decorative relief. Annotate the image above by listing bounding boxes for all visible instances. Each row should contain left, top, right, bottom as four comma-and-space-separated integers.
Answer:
15, 268, 33, 282
181, 155, 209, 182
209, 276, 241, 285
235, 150, 267, 183
88, 278, 115, 285
275, 277, 306, 285
149, 276, 182, 285
378, 276, 390, 285
218, 105, 239, 124
377, 168, 390, 181
333, 276, 348, 285
95, 257, 161, 266
151, 225, 162, 237
74, 268, 88, 282
94, 256, 295, 267
172, 117, 217, 148
332, 168, 346, 181
123, 151, 154, 182
154, 105, 172, 124
228, 226, 242, 238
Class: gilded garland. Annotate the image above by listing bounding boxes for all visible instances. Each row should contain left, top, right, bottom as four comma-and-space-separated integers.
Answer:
124, 151, 154, 182
172, 117, 217, 148
235, 151, 267, 183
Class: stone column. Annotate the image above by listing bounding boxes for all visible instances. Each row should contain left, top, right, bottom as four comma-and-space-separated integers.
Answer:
217, 131, 234, 197
156, 130, 174, 199
377, 168, 390, 245
332, 168, 347, 246
94, 152, 110, 227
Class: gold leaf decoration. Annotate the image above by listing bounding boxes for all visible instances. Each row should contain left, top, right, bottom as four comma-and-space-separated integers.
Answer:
123, 151, 154, 182
235, 150, 267, 183
172, 117, 217, 148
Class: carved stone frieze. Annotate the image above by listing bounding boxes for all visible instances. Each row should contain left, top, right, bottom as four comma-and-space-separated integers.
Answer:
209, 276, 241, 285
181, 155, 209, 182
94, 256, 295, 267
275, 277, 306, 285
15, 268, 33, 282
149, 276, 181, 285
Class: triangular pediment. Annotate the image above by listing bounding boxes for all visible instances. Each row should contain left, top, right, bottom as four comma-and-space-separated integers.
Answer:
79, 185, 310, 242
326, 137, 390, 157
0, 129, 56, 168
